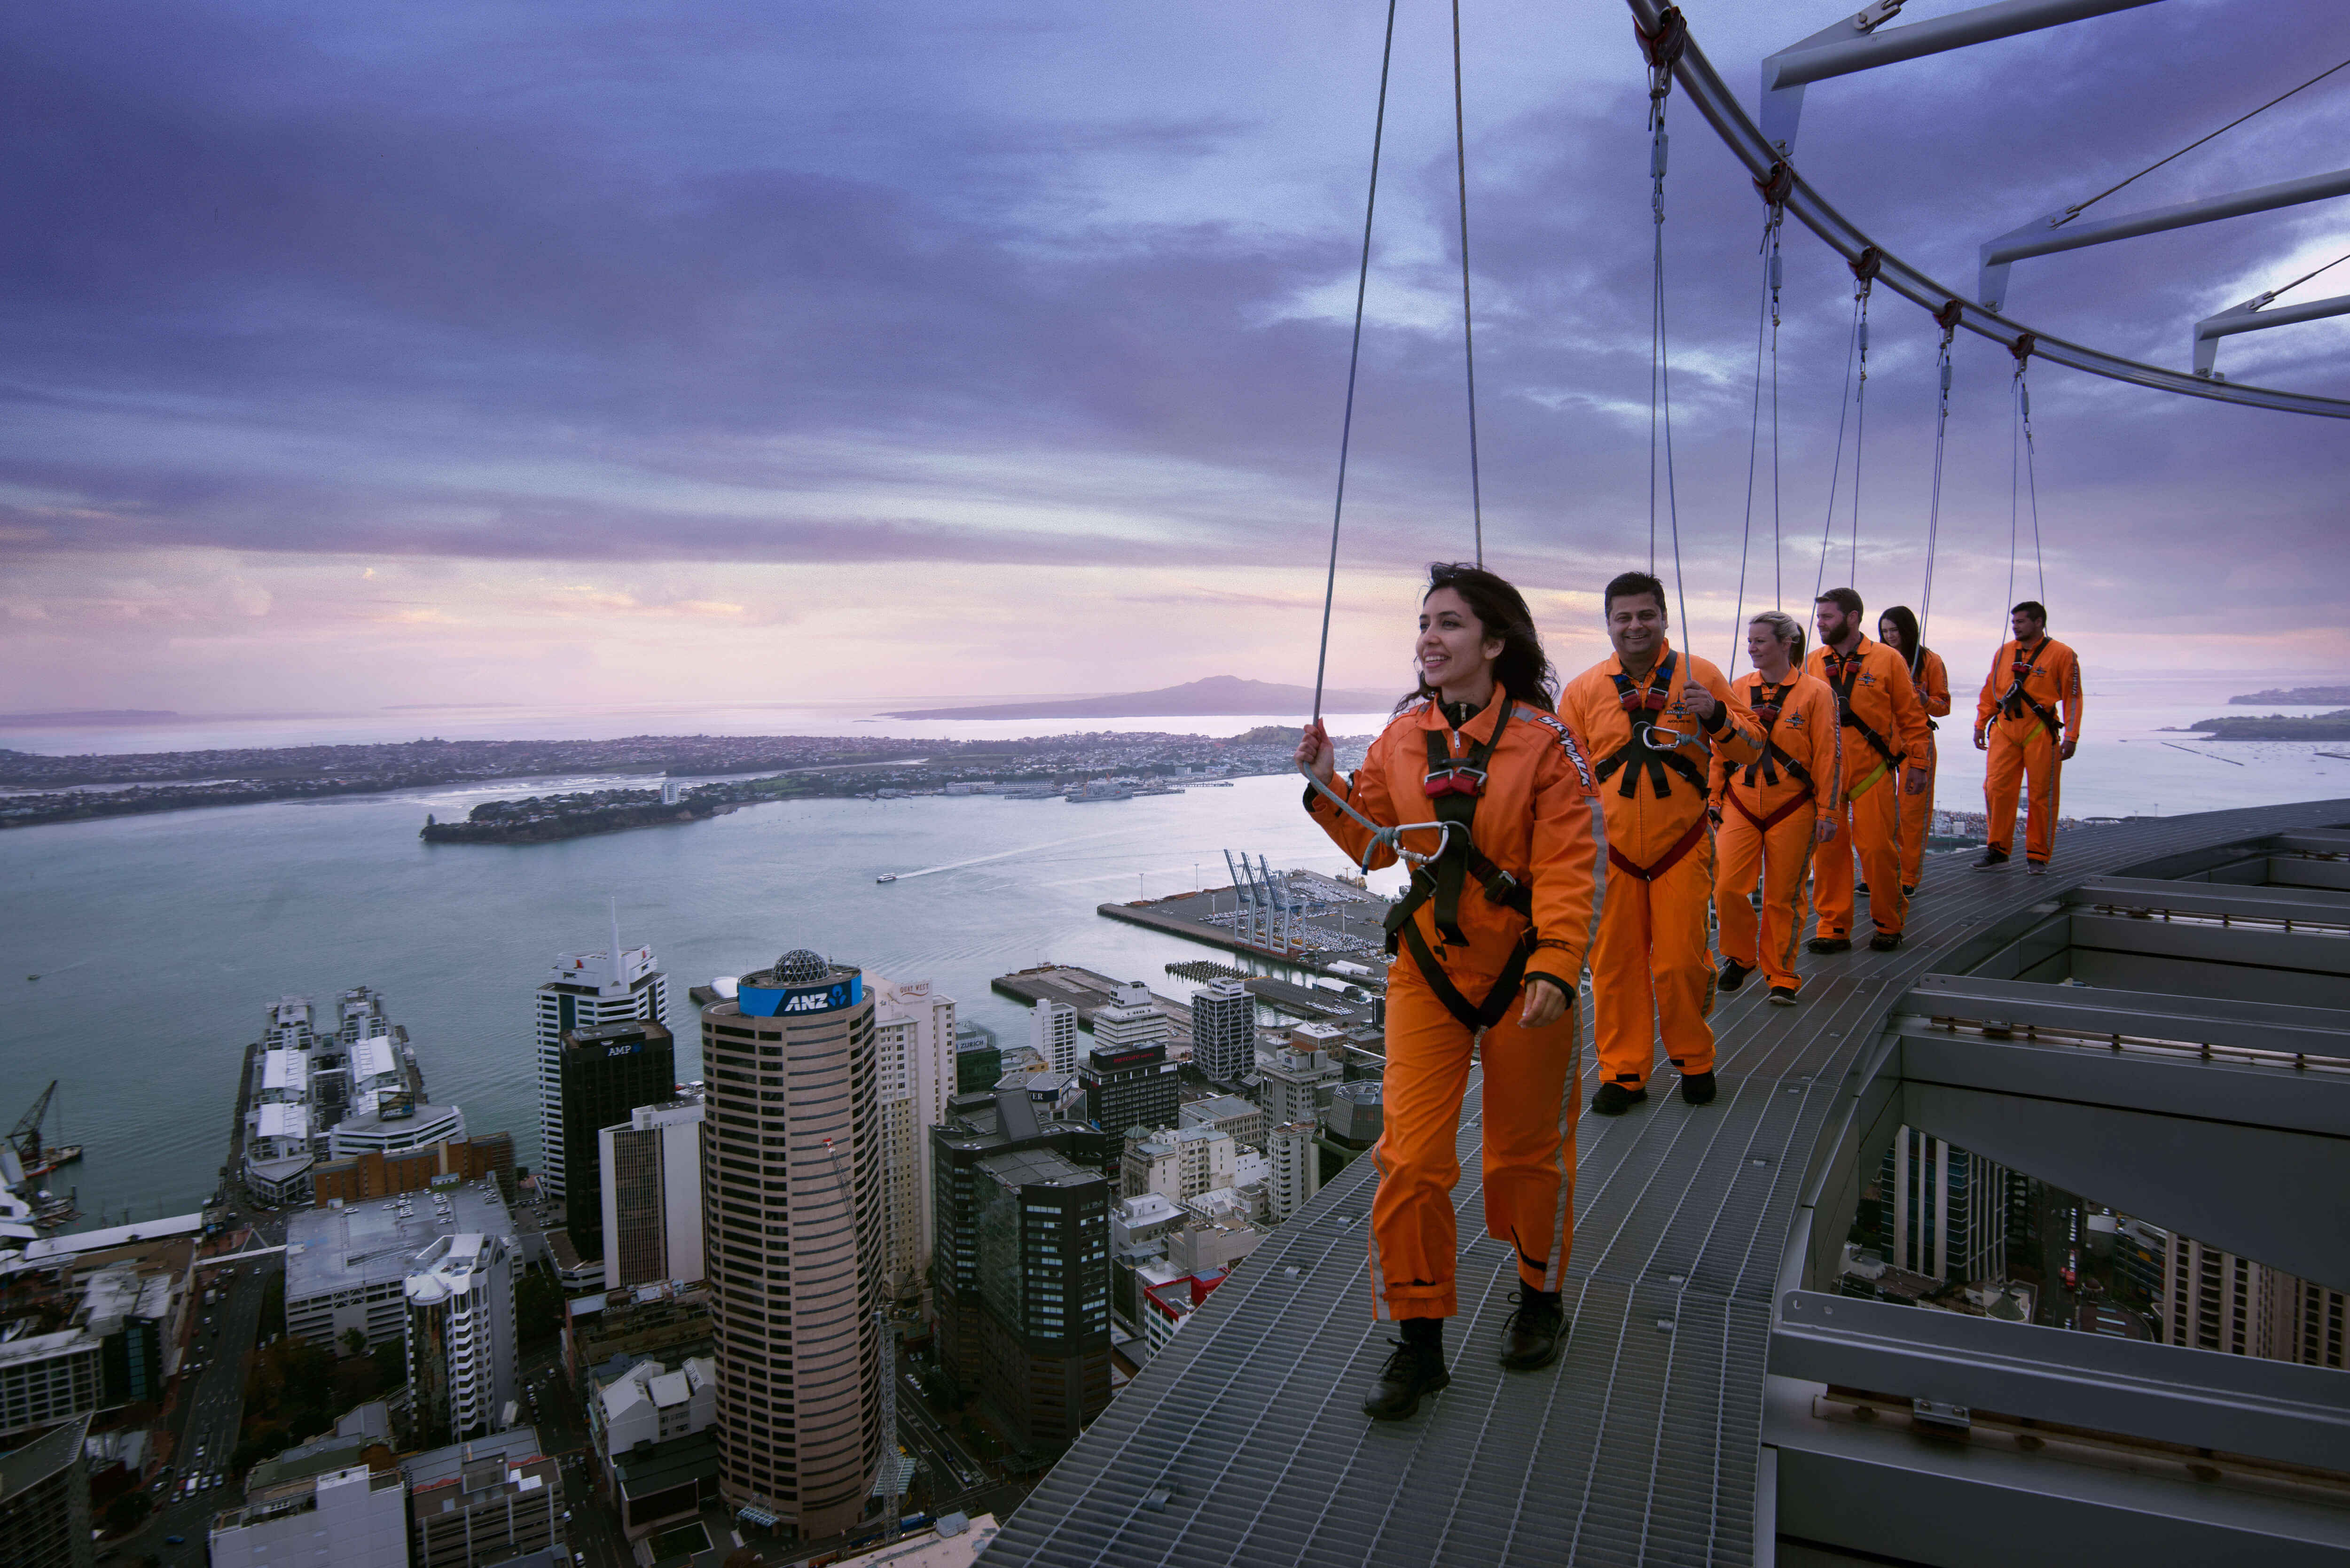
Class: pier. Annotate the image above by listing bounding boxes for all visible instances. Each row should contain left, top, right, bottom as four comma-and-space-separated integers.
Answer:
990, 964, 1195, 1047
1097, 875, 1395, 972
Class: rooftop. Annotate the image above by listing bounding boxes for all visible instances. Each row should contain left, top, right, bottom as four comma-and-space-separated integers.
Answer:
286, 1179, 511, 1300
980, 800, 2350, 1566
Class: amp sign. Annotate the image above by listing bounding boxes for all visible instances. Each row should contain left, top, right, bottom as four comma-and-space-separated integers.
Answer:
736, 974, 862, 1019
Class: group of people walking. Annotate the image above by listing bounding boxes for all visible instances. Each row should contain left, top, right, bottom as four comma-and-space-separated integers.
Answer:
1294, 562, 2084, 1420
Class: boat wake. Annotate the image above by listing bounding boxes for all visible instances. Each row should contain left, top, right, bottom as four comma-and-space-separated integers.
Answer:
880, 827, 1133, 882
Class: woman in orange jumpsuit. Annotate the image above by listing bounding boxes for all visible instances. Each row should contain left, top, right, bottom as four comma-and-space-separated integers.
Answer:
1711, 611, 1839, 1005
1877, 606, 1950, 897
1298, 563, 1606, 1421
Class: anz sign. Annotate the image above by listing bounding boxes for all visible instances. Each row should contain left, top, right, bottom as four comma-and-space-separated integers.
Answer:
736, 974, 862, 1019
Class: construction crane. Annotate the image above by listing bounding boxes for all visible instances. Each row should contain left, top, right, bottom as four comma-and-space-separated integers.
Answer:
8, 1081, 82, 1179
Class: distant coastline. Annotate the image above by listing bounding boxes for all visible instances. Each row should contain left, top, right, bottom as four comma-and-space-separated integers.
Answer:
884, 673, 1396, 721
0, 709, 180, 727
2227, 685, 2350, 706
2187, 708, 2350, 740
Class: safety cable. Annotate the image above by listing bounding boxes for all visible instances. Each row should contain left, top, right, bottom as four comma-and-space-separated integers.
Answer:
1731, 201, 1784, 673
2009, 336, 2047, 610
1812, 291, 1862, 610
2057, 54, 2350, 226
1846, 284, 1872, 589
1451, 0, 1484, 568
1917, 304, 1960, 654
2252, 245, 2350, 307
1642, 12, 1692, 637
1308, 0, 1398, 731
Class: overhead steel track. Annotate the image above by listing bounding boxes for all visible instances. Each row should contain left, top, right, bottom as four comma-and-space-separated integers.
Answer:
1624, 0, 2350, 419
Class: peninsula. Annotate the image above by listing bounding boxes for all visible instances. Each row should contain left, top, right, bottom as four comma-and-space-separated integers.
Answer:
881, 674, 1397, 721
2186, 709, 2350, 740
2227, 685, 2350, 705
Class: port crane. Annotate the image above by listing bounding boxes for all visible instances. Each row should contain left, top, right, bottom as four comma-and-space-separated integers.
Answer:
8, 1081, 82, 1178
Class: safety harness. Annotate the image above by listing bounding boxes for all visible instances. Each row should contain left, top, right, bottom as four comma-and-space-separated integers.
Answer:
1729, 679, 1816, 832
1592, 650, 1708, 800
1993, 639, 2064, 741
1379, 700, 1543, 1033
1823, 647, 1902, 800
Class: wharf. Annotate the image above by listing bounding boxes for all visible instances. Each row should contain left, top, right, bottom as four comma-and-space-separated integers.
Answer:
991, 965, 1194, 1045
1098, 878, 1394, 972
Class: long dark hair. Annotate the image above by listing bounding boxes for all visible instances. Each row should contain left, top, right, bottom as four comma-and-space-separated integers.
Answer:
1399, 562, 1559, 713
1878, 604, 1927, 676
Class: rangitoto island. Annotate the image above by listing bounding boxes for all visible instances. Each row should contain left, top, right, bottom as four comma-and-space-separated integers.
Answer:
880, 674, 1399, 721
2186, 708, 2350, 740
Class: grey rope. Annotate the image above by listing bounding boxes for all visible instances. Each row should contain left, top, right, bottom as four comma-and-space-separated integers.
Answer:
2057, 54, 2350, 226
1451, 0, 1484, 567
1647, 72, 1691, 634
1730, 208, 1781, 672
1812, 290, 1862, 609
1308, 0, 1398, 729
1918, 320, 1956, 652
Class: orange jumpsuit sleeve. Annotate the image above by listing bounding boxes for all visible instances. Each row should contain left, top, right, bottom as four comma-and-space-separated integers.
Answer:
1521, 729, 1607, 992
1975, 641, 2011, 734
1919, 650, 1952, 720
1800, 675, 1841, 788
2058, 643, 2084, 739
1693, 657, 1763, 771
1304, 722, 1405, 871
1883, 653, 1929, 767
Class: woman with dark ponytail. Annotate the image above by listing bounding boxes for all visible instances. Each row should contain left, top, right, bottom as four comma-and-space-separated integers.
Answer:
1297, 562, 1606, 1420
1876, 605, 1951, 897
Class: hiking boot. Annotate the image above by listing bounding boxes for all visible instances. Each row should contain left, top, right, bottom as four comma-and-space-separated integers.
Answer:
1590, 1081, 1648, 1116
1498, 1287, 1568, 1372
1869, 930, 1904, 952
1974, 847, 2009, 871
1363, 1329, 1450, 1420
1716, 957, 1754, 991
1767, 985, 1799, 1006
1901, 884, 1916, 897
1679, 1069, 1718, 1106
1856, 881, 1869, 897
2027, 860, 2049, 877
1807, 935, 1851, 954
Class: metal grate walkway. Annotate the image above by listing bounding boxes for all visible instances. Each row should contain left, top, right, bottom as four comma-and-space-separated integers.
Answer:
978, 799, 2350, 1568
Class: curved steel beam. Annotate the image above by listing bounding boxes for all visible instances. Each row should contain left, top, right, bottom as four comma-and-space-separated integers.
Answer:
1625, 0, 2350, 419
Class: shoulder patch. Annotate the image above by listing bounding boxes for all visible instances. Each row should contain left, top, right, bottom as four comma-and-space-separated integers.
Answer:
1518, 707, 1596, 792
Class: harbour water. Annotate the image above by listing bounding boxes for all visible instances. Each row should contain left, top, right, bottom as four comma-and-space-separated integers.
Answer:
5, 671, 2345, 1229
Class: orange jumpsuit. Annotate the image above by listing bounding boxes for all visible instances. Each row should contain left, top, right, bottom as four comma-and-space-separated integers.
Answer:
1805, 636, 1929, 941
1977, 637, 2082, 866
1305, 690, 1606, 1320
1897, 648, 1951, 891
1710, 670, 1839, 995
1559, 642, 1759, 1092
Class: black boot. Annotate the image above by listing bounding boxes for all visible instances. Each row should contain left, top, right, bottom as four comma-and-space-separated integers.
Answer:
1499, 1286, 1567, 1372
1590, 1081, 1648, 1116
1716, 957, 1754, 991
1973, 847, 2009, 871
1679, 1069, 1718, 1106
1807, 935, 1851, 954
1868, 930, 1904, 952
1767, 984, 1799, 1006
1363, 1318, 1449, 1420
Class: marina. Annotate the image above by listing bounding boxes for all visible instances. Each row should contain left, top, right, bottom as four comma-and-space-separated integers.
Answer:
1098, 866, 1395, 970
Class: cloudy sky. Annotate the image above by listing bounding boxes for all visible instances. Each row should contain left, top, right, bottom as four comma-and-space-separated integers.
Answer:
0, 0, 2343, 713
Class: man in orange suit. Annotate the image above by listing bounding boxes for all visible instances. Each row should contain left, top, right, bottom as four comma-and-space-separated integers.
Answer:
1806, 588, 1930, 952
1975, 600, 2083, 875
1559, 571, 1759, 1115
1712, 611, 1839, 1005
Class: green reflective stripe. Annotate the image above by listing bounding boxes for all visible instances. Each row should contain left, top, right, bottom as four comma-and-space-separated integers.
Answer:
1846, 760, 1888, 802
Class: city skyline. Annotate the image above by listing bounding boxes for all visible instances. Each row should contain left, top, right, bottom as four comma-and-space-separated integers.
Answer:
1, 2, 2345, 716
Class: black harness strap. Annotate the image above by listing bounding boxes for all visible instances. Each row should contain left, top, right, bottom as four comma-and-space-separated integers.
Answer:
1824, 651, 1902, 770
1594, 651, 1708, 800
1395, 921, 1534, 1033
1737, 679, 1815, 795
1996, 640, 2063, 737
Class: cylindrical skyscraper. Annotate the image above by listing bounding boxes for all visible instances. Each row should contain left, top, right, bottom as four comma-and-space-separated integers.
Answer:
702, 951, 883, 1543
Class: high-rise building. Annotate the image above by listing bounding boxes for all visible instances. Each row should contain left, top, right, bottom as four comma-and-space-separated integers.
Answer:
1179, 1093, 1266, 1153
2157, 1234, 2348, 1368
1261, 1039, 1342, 1128
601, 1099, 705, 1292
930, 1091, 1111, 1451
701, 951, 884, 1542
209, 1452, 407, 1568
560, 1020, 677, 1263
1120, 1126, 1236, 1204
537, 913, 670, 1205
1266, 1122, 1321, 1223
402, 1428, 560, 1568
0, 1413, 93, 1568
955, 1022, 1003, 1094
1031, 1000, 1079, 1077
1081, 1042, 1180, 1144
871, 976, 958, 1302
1190, 979, 1255, 1083
404, 1231, 518, 1447
286, 1179, 513, 1354
1882, 1128, 2010, 1284
1090, 982, 1168, 1055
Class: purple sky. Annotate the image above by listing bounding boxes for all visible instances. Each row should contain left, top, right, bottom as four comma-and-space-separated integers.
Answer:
1, 0, 2344, 713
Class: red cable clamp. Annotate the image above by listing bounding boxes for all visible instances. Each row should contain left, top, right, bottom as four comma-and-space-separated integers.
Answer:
1935, 298, 1965, 340
2009, 332, 2036, 369
1755, 163, 1795, 208
1849, 246, 1883, 285
1636, 8, 1688, 73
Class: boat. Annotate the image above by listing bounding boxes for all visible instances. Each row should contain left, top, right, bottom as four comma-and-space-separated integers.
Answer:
21, 1145, 82, 1179
1065, 780, 1133, 803
876, 873, 899, 883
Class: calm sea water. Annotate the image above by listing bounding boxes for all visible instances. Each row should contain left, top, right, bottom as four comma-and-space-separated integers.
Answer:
5, 672, 2345, 1230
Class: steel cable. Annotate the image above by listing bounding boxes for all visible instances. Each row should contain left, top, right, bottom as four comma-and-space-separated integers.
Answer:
1450, 0, 1484, 567
2058, 54, 2350, 226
